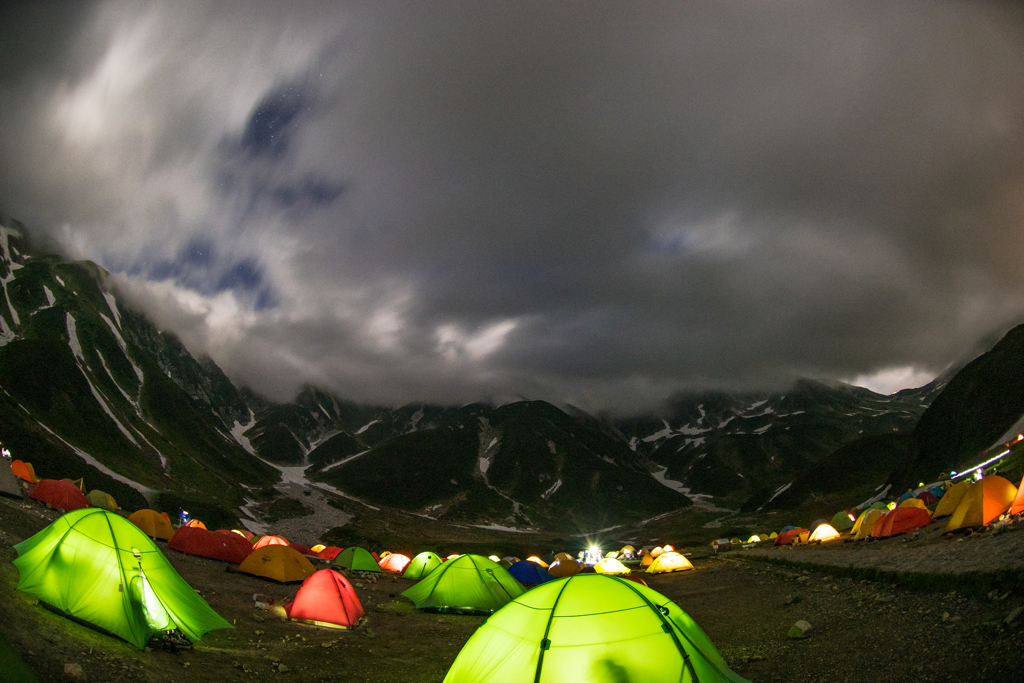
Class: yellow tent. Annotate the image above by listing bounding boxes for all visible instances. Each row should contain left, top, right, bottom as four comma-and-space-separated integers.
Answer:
853, 509, 885, 540
933, 480, 972, 518
898, 497, 929, 512
640, 550, 654, 567
594, 558, 630, 575
239, 545, 316, 583
548, 556, 581, 578
944, 476, 1017, 532
808, 524, 840, 543
646, 552, 694, 574
128, 509, 174, 541
746, 535, 761, 543
768, 532, 778, 539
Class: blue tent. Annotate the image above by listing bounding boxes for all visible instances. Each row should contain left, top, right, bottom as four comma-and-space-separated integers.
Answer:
781, 525, 796, 533
897, 491, 915, 504
507, 560, 554, 586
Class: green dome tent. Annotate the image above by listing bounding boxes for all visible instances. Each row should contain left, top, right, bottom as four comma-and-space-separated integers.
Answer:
403, 551, 442, 580
401, 554, 524, 615
86, 489, 118, 511
332, 546, 382, 573
830, 510, 855, 532
13, 508, 232, 649
443, 573, 748, 683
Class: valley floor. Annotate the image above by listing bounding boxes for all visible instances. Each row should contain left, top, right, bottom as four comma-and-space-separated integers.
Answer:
2, 494, 1024, 682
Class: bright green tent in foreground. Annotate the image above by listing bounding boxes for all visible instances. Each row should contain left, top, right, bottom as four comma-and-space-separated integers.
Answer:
332, 546, 381, 572
402, 554, 524, 614
444, 573, 748, 683
13, 508, 232, 649
403, 550, 442, 580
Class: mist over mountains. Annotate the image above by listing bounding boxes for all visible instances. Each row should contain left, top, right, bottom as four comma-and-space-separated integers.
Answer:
2, 214, 1024, 533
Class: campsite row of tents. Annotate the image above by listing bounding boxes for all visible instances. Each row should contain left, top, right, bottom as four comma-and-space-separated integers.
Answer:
763, 473, 1024, 548
5, 502, 750, 682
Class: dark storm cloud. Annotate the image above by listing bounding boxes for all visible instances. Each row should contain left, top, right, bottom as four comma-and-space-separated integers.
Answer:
2, 1, 1024, 410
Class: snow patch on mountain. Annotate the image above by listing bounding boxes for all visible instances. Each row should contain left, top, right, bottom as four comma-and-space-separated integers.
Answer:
37, 422, 153, 495
102, 292, 121, 328
355, 419, 379, 435
231, 416, 256, 455
541, 479, 562, 499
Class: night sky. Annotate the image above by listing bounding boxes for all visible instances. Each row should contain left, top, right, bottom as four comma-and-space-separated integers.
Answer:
2, 1, 1024, 413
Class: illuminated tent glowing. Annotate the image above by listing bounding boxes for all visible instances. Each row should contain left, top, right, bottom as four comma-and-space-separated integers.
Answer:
830, 510, 856, 532
442, 574, 748, 683
233, 528, 254, 541
646, 552, 694, 574
86, 490, 118, 511
944, 476, 1017, 532
746, 535, 762, 543
508, 559, 555, 585
11, 459, 37, 483
379, 553, 412, 573
12, 508, 231, 649
640, 550, 654, 567
933, 480, 972, 518
401, 554, 524, 615
526, 556, 549, 567
128, 509, 174, 541
253, 535, 289, 549
28, 479, 90, 512
808, 524, 840, 543
333, 546, 382, 573
284, 568, 364, 629
184, 519, 207, 530
870, 507, 932, 538
310, 544, 326, 553
546, 556, 581, 579
0, 459, 22, 497
239, 545, 316, 583
403, 551, 442, 580
593, 558, 630, 575
169, 526, 253, 564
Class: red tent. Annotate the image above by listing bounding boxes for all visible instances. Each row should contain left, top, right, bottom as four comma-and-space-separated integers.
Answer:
28, 479, 90, 511
916, 491, 938, 506
773, 528, 808, 546
379, 553, 411, 573
871, 507, 932, 538
284, 568, 364, 628
169, 526, 254, 564
253, 534, 290, 549
318, 546, 344, 560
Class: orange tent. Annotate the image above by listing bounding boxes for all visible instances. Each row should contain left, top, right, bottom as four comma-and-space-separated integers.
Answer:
239, 545, 316, 583
870, 507, 932, 538
184, 519, 207, 530
898, 498, 929, 511
945, 476, 1017, 532
525, 556, 549, 567
11, 460, 37, 483
128, 509, 175, 540
547, 556, 581, 578
773, 528, 808, 546
318, 546, 344, 560
253, 534, 290, 549
379, 553, 411, 573
1011, 475, 1024, 516
284, 569, 364, 628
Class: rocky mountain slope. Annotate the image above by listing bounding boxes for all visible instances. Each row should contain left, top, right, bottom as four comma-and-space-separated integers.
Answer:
0, 216, 278, 522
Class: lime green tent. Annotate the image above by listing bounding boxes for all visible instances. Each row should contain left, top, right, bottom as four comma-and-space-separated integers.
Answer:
13, 508, 232, 649
403, 551, 442, 580
443, 573, 748, 682
830, 510, 855, 532
332, 546, 381, 573
401, 554, 524, 615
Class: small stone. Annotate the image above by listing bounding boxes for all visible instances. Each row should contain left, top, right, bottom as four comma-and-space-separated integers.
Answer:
252, 614, 265, 622
942, 612, 950, 622
64, 663, 86, 682
784, 593, 802, 605
787, 620, 812, 639
875, 594, 894, 603
278, 664, 290, 673
365, 628, 376, 639
1005, 607, 1023, 625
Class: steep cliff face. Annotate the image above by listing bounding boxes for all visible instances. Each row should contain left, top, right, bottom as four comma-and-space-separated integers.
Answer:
0, 217, 277, 514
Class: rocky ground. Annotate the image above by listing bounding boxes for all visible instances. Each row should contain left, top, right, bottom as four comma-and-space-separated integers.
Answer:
3, 493, 1024, 682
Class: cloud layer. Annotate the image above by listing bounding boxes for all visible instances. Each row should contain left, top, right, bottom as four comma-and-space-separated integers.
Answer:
3, 1, 1024, 411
